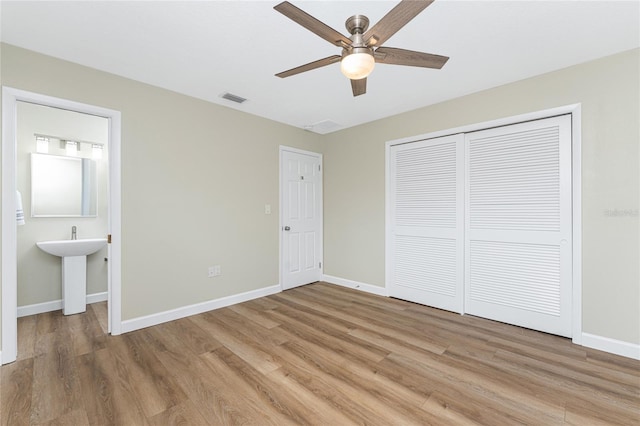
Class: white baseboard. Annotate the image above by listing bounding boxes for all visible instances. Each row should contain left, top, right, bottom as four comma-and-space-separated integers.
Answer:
120, 284, 281, 334
17, 291, 108, 318
581, 333, 640, 360
87, 292, 108, 305
322, 274, 388, 297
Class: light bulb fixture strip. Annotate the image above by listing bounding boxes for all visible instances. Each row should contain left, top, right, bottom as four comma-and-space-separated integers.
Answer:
34, 133, 104, 149
34, 133, 104, 158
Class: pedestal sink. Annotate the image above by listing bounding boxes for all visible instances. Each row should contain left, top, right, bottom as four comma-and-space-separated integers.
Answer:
36, 238, 107, 315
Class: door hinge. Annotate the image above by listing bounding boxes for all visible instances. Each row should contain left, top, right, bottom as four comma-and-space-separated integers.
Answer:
107, 234, 112, 244
318, 164, 321, 172
319, 261, 322, 268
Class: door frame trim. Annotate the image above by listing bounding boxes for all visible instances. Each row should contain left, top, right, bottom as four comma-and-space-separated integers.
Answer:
279, 146, 323, 291
385, 103, 582, 343
1, 87, 122, 364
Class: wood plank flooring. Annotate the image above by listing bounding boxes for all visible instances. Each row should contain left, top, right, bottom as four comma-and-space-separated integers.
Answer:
2, 282, 639, 425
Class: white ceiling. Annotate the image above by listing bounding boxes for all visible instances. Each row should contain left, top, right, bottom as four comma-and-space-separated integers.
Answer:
1, 1, 638, 134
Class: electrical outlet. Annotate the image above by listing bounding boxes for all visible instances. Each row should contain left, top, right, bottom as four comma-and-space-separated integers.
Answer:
208, 265, 221, 278
265, 204, 271, 215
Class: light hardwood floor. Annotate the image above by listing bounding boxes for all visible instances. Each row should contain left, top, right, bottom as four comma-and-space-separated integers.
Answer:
2, 282, 639, 425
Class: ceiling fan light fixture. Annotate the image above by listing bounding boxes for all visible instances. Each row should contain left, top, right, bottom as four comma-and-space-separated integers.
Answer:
341, 49, 375, 80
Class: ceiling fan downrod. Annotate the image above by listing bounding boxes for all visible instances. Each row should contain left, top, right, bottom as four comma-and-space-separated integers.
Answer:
344, 15, 372, 54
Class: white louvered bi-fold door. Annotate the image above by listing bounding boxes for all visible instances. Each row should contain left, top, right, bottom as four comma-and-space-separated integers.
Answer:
465, 115, 572, 337
389, 134, 464, 313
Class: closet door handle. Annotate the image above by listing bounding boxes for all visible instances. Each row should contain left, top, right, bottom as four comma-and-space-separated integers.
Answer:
284, 226, 291, 231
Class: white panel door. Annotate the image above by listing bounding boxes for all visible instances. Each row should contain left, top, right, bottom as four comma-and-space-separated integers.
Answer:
281, 149, 322, 290
389, 134, 464, 313
465, 115, 572, 337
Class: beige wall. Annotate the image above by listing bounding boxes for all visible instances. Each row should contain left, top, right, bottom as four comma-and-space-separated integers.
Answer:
1, 44, 638, 356
16, 102, 109, 306
0, 43, 323, 336
324, 48, 640, 345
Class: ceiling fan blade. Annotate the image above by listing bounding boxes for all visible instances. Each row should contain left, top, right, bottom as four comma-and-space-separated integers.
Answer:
276, 55, 342, 78
363, 0, 434, 47
274, 1, 352, 47
351, 78, 367, 97
375, 47, 448, 69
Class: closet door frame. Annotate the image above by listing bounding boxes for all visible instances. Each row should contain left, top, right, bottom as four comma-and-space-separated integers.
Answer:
385, 104, 582, 344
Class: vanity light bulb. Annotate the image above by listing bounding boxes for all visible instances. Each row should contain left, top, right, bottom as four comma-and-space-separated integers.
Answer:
92, 144, 103, 159
65, 141, 78, 157
36, 137, 49, 154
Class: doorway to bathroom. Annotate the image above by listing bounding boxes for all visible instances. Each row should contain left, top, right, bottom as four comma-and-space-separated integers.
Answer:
1, 88, 122, 364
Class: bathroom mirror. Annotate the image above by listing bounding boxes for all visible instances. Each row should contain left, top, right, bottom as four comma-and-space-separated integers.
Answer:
31, 153, 98, 217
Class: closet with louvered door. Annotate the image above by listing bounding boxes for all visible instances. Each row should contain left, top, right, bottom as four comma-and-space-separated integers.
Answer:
464, 115, 572, 337
388, 115, 573, 337
388, 134, 465, 313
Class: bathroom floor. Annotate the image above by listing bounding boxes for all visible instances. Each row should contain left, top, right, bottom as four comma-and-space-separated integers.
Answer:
90, 302, 109, 335
2, 283, 639, 425
14, 302, 107, 364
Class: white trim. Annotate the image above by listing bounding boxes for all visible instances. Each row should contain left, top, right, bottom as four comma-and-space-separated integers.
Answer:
581, 333, 640, 360
279, 148, 283, 289
2, 87, 19, 364
86, 291, 109, 304
120, 284, 281, 333
570, 106, 583, 344
108, 106, 123, 336
16, 292, 108, 318
279, 146, 324, 291
386, 104, 583, 148
323, 275, 388, 297
1, 87, 122, 364
385, 142, 392, 302
278, 145, 324, 157
385, 104, 583, 339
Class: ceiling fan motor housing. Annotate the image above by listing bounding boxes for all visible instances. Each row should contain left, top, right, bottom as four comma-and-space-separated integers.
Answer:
345, 15, 369, 35
342, 46, 374, 59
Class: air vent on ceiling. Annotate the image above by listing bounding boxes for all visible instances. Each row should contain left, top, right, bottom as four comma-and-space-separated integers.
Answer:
220, 92, 248, 104
305, 120, 342, 134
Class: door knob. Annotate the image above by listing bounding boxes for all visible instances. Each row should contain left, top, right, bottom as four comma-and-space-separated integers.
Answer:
284, 226, 290, 231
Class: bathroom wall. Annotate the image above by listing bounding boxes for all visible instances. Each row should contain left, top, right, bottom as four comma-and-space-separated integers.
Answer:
16, 102, 109, 307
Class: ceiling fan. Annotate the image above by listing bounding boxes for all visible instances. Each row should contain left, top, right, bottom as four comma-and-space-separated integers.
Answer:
274, 0, 449, 97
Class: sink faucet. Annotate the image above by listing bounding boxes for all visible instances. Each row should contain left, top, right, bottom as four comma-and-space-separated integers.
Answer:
71, 226, 77, 240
